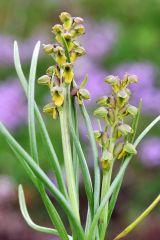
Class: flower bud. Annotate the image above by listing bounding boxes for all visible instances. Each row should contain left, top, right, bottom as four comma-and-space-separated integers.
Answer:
104, 75, 118, 84
118, 124, 133, 136
113, 142, 124, 159
118, 105, 128, 119
94, 107, 108, 119
101, 150, 113, 171
101, 159, 111, 171
46, 66, 55, 77
55, 46, 66, 66
71, 25, 85, 39
108, 108, 115, 124
59, 12, 72, 30
101, 132, 109, 148
52, 24, 63, 34
117, 89, 128, 106
64, 33, 73, 50
73, 17, 84, 25
43, 102, 54, 113
43, 103, 58, 119
122, 73, 130, 88
70, 47, 86, 62
127, 105, 138, 117
94, 130, 102, 145
96, 96, 108, 106
37, 75, 50, 86
128, 74, 139, 83
51, 86, 64, 107
63, 63, 74, 84
124, 142, 137, 155
43, 44, 54, 54
77, 88, 90, 104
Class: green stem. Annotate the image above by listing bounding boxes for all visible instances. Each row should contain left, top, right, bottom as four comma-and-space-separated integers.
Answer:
72, 98, 79, 200
59, 87, 80, 221
99, 127, 115, 240
113, 194, 160, 240
99, 170, 111, 239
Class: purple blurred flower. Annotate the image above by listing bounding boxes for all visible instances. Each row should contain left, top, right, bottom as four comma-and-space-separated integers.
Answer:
113, 62, 160, 114
0, 32, 48, 68
80, 21, 118, 61
0, 79, 27, 129
139, 137, 160, 167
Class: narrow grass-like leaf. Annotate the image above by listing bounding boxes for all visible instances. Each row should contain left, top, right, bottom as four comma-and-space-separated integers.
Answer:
0, 123, 85, 240
68, 117, 94, 217
13, 41, 67, 197
18, 185, 59, 236
107, 174, 123, 224
59, 87, 80, 221
87, 115, 160, 240
28, 42, 69, 240
80, 104, 101, 213
72, 100, 79, 198
28, 41, 40, 161
113, 194, 160, 240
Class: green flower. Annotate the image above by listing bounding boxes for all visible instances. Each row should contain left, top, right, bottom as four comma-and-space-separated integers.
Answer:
62, 63, 74, 84
59, 12, 72, 30
71, 25, 85, 39
54, 46, 66, 66
127, 105, 138, 117
94, 107, 108, 119
43, 102, 58, 119
124, 142, 137, 155
51, 86, 64, 107
77, 88, 90, 104
101, 150, 113, 171
37, 75, 50, 86
118, 124, 133, 136
43, 44, 54, 54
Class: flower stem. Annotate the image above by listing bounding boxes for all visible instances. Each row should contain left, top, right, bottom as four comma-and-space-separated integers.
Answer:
113, 194, 160, 240
59, 87, 80, 221
99, 127, 115, 240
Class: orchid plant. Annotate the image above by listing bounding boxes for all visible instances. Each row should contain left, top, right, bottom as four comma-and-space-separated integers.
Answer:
0, 12, 160, 240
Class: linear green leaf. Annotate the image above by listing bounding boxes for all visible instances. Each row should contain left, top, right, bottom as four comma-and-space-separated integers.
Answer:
113, 194, 160, 240
59, 87, 80, 221
87, 115, 160, 240
0, 123, 85, 240
18, 185, 59, 236
80, 104, 101, 213
68, 116, 94, 217
13, 41, 67, 197
28, 42, 69, 240
28, 41, 40, 161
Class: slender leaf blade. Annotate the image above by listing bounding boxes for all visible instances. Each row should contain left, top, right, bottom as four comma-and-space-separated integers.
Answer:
0, 122, 85, 240
18, 185, 59, 235
13, 41, 67, 197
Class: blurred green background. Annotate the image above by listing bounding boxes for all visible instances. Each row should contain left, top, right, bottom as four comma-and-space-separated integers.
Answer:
0, 0, 160, 239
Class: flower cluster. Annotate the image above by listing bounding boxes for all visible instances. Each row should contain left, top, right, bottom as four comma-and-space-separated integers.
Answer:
94, 73, 138, 170
38, 12, 90, 118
